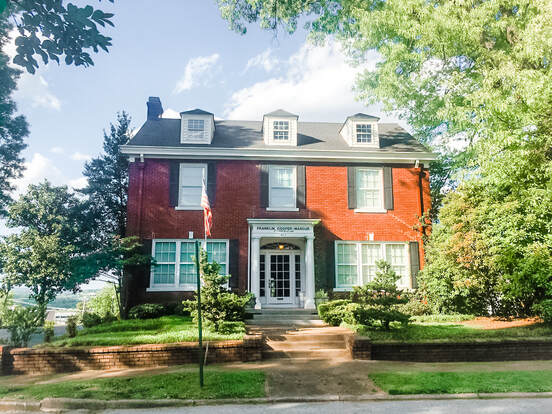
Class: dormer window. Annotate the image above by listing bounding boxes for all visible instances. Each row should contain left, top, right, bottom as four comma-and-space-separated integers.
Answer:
356, 124, 372, 143
273, 121, 289, 141
188, 119, 204, 132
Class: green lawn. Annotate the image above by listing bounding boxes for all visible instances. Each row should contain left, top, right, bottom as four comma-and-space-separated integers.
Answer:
0, 369, 265, 400
353, 322, 552, 343
44, 316, 245, 347
370, 370, 552, 394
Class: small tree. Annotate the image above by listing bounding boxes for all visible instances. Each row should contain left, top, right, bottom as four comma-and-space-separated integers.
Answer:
351, 260, 410, 330
183, 249, 252, 332
5, 305, 42, 347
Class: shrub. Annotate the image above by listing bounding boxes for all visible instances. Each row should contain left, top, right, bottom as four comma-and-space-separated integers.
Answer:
128, 303, 165, 320
533, 300, 552, 324
5, 306, 42, 347
399, 295, 432, 316
183, 249, 252, 331
79, 286, 119, 322
351, 260, 410, 330
81, 312, 103, 328
66, 315, 78, 338
43, 321, 55, 343
317, 299, 351, 326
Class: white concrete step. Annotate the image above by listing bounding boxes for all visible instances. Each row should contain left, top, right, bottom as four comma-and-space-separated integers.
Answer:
249, 314, 321, 321
267, 341, 346, 351
246, 319, 326, 327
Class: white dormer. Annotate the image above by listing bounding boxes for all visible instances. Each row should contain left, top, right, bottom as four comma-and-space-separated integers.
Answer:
180, 109, 215, 144
340, 113, 380, 148
262, 109, 298, 146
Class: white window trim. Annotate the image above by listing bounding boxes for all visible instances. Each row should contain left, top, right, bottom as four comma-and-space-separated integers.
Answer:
148, 238, 229, 291
188, 119, 205, 132
268, 164, 297, 210
177, 163, 207, 210
273, 120, 290, 141
355, 167, 385, 212
351, 121, 379, 148
334, 241, 411, 291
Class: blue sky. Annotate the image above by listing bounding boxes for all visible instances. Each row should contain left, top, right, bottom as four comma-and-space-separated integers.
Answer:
2, 0, 397, 234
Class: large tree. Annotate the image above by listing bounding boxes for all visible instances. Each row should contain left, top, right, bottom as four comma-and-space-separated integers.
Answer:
0, 181, 94, 313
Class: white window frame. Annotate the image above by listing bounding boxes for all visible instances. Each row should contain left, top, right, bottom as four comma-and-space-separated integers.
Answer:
351, 121, 379, 148
176, 163, 207, 211
188, 119, 205, 132
356, 123, 372, 143
273, 120, 290, 141
334, 241, 411, 291
354, 167, 386, 213
148, 239, 229, 291
267, 165, 298, 211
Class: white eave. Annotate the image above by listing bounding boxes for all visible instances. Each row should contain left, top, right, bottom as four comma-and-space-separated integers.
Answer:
120, 145, 438, 164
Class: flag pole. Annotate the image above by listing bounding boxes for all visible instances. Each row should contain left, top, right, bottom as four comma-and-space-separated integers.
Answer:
195, 239, 204, 387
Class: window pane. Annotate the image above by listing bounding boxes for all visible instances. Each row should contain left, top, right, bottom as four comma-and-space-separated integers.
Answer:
361, 244, 382, 284
273, 121, 289, 141
180, 242, 195, 263
356, 124, 372, 143
207, 242, 226, 264
179, 187, 202, 206
179, 264, 195, 285
154, 242, 176, 262
336, 244, 358, 287
188, 119, 204, 132
272, 167, 293, 186
356, 169, 381, 209
179, 166, 204, 207
269, 166, 295, 208
153, 264, 175, 284
385, 244, 408, 285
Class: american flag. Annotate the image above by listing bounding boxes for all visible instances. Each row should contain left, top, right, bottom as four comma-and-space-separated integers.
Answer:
201, 178, 212, 237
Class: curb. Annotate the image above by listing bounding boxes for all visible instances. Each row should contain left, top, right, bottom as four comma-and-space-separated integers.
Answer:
2, 392, 552, 412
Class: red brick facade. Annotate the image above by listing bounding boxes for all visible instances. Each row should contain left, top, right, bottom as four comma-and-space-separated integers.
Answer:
126, 159, 430, 306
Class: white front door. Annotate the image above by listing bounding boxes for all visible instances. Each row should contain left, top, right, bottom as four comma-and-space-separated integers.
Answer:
267, 253, 295, 305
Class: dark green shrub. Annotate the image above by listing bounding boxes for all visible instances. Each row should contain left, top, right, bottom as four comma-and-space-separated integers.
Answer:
317, 299, 351, 326
81, 312, 103, 328
66, 315, 78, 338
163, 302, 188, 316
533, 300, 552, 324
399, 295, 432, 316
351, 260, 410, 330
43, 321, 55, 343
183, 249, 252, 332
128, 303, 165, 320
216, 321, 246, 335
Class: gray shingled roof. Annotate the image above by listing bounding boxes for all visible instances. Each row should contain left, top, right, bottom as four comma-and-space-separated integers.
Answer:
180, 108, 213, 115
128, 119, 430, 154
263, 109, 299, 118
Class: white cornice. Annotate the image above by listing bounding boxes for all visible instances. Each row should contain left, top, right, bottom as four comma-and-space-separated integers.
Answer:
121, 145, 437, 164
247, 218, 321, 225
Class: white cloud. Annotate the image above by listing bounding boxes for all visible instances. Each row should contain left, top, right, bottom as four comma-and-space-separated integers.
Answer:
243, 49, 279, 74
162, 108, 180, 119
68, 176, 88, 189
70, 152, 92, 162
15, 153, 66, 194
224, 41, 386, 122
174, 53, 220, 94
3, 30, 62, 111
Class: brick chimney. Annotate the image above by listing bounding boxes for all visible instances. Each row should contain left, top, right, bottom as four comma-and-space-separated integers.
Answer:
146, 97, 163, 120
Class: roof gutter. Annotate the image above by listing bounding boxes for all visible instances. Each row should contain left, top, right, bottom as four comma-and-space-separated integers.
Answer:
120, 145, 438, 165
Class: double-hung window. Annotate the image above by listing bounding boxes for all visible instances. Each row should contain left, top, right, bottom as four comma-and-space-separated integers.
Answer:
269, 165, 296, 209
356, 168, 383, 210
178, 163, 206, 209
356, 123, 372, 143
273, 121, 289, 141
335, 242, 409, 289
150, 240, 228, 290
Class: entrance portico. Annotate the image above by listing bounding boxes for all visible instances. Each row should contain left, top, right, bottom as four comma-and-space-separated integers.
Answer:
248, 219, 320, 309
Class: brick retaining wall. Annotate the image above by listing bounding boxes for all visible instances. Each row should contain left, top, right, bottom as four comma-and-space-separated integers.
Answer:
347, 335, 552, 362
1, 334, 263, 375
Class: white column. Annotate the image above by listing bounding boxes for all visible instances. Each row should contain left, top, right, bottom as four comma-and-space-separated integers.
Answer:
250, 236, 262, 309
304, 235, 316, 309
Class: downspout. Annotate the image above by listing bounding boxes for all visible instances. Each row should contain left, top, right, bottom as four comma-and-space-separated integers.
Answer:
418, 165, 426, 237
247, 224, 251, 293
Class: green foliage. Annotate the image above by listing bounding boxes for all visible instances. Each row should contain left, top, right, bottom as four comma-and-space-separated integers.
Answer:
43, 321, 55, 343
317, 299, 351, 326
4, 0, 115, 74
315, 289, 328, 300
399, 294, 432, 317
0, 289, 13, 327
0, 181, 95, 309
4, 305, 42, 347
66, 314, 78, 338
183, 249, 252, 332
81, 312, 103, 328
533, 300, 552, 325
79, 285, 119, 322
351, 261, 410, 330
128, 303, 165, 320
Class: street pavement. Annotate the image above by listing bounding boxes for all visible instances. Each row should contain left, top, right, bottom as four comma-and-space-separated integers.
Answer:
103, 398, 552, 414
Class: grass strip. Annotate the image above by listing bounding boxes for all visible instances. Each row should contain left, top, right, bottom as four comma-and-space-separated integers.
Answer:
0, 369, 265, 400
370, 370, 552, 395
45, 316, 245, 347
